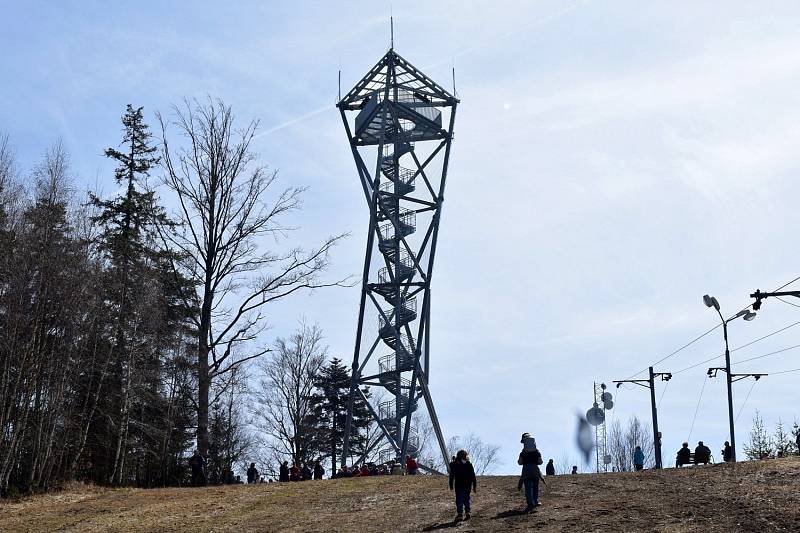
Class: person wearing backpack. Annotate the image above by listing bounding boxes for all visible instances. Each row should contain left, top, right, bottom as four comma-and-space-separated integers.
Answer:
517, 432, 543, 512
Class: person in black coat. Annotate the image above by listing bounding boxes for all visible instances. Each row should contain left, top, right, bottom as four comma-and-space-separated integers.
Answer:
279, 461, 290, 482
722, 441, 733, 463
545, 459, 555, 476
301, 463, 312, 481
188, 450, 206, 487
448, 449, 477, 520
313, 460, 325, 480
518, 433, 543, 512
676, 442, 691, 467
694, 441, 711, 464
246, 463, 259, 484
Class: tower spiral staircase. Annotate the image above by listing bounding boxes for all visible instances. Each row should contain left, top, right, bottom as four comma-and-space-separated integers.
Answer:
338, 47, 459, 473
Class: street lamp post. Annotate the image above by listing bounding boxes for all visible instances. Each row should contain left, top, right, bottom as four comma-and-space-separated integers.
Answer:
703, 295, 756, 463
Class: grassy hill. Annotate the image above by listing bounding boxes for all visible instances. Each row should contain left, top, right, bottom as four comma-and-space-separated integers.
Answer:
1, 457, 798, 532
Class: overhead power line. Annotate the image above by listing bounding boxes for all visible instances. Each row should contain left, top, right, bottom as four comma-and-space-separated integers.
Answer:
768, 367, 800, 375
673, 320, 800, 375
626, 275, 800, 380
731, 343, 800, 366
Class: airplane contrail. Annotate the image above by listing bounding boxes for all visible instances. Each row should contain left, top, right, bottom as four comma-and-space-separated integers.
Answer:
254, 2, 581, 137
252, 104, 333, 139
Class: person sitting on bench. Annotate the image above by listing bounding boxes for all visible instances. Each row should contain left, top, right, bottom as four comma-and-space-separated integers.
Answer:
694, 441, 712, 464
676, 442, 691, 467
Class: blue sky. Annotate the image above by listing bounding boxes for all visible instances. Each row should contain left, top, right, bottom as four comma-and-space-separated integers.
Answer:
4, 0, 800, 474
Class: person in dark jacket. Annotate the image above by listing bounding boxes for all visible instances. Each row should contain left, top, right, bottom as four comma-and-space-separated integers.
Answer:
301, 463, 313, 480
188, 450, 206, 487
289, 463, 301, 481
722, 441, 733, 462
449, 449, 477, 521
545, 459, 555, 476
518, 432, 543, 512
279, 461, 290, 482
247, 463, 259, 484
676, 442, 691, 467
694, 441, 711, 464
795, 432, 800, 455
313, 459, 324, 480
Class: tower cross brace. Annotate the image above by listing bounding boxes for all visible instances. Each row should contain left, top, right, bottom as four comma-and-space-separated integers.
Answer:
337, 48, 459, 473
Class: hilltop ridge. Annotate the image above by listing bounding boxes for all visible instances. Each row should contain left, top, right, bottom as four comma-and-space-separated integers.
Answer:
1, 457, 798, 532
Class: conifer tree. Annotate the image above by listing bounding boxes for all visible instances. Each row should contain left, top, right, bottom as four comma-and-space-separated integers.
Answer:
89, 105, 168, 485
773, 419, 794, 457
744, 410, 774, 460
307, 358, 371, 475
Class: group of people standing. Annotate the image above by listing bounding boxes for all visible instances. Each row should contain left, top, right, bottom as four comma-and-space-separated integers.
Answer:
278, 460, 325, 481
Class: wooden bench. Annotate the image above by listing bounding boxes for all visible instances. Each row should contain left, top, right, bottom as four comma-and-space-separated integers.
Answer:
676, 453, 714, 467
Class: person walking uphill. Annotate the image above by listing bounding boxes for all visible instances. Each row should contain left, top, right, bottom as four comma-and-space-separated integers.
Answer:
449, 449, 477, 521
518, 432, 543, 512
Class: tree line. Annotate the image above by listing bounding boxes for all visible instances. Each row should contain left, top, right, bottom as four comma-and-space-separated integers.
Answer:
0, 99, 358, 496
0, 99, 503, 497
743, 411, 800, 460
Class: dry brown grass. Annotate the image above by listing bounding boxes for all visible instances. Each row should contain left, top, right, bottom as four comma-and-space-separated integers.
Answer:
2, 457, 799, 532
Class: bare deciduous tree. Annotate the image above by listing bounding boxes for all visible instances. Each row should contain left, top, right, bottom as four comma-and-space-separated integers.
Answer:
414, 414, 501, 474
157, 98, 345, 455
608, 415, 653, 472
252, 321, 326, 466
445, 433, 502, 475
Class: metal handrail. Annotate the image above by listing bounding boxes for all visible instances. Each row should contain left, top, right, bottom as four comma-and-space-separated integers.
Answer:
378, 210, 416, 241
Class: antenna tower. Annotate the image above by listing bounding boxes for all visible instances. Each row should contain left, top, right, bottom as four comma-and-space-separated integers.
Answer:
337, 48, 459, 472
588, 382, 613, 473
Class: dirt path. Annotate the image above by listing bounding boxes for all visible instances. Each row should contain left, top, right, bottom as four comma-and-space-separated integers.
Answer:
2, 457, 799, 532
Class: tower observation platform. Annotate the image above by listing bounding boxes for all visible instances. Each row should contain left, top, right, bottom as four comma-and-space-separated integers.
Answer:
338, 48, 459, 473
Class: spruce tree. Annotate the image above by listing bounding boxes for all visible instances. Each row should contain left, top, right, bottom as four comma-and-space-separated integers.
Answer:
773, 419, 794, 457
89, 104, 168, 485
307, 358, 371, 475
743, 410, 774, 460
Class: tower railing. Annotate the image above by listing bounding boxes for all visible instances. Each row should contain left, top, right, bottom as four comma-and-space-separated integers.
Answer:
378, 350, 415, 375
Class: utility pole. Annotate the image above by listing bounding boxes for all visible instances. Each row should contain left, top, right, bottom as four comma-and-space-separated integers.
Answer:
613, 367, 671, 469
706, 367, 767, 461
750, 289, 800, 310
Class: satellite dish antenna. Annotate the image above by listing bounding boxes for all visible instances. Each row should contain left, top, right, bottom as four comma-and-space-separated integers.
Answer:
586, 406, 605, 426
604, 399, 614, 410
601, 392, 613, 403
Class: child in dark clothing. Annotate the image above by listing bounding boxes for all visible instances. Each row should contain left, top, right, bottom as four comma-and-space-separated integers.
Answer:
448, 449, 477, 520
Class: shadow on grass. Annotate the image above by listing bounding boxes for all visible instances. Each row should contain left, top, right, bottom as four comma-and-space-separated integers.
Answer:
493, 508, 532, 519
422, 519, 461, 530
